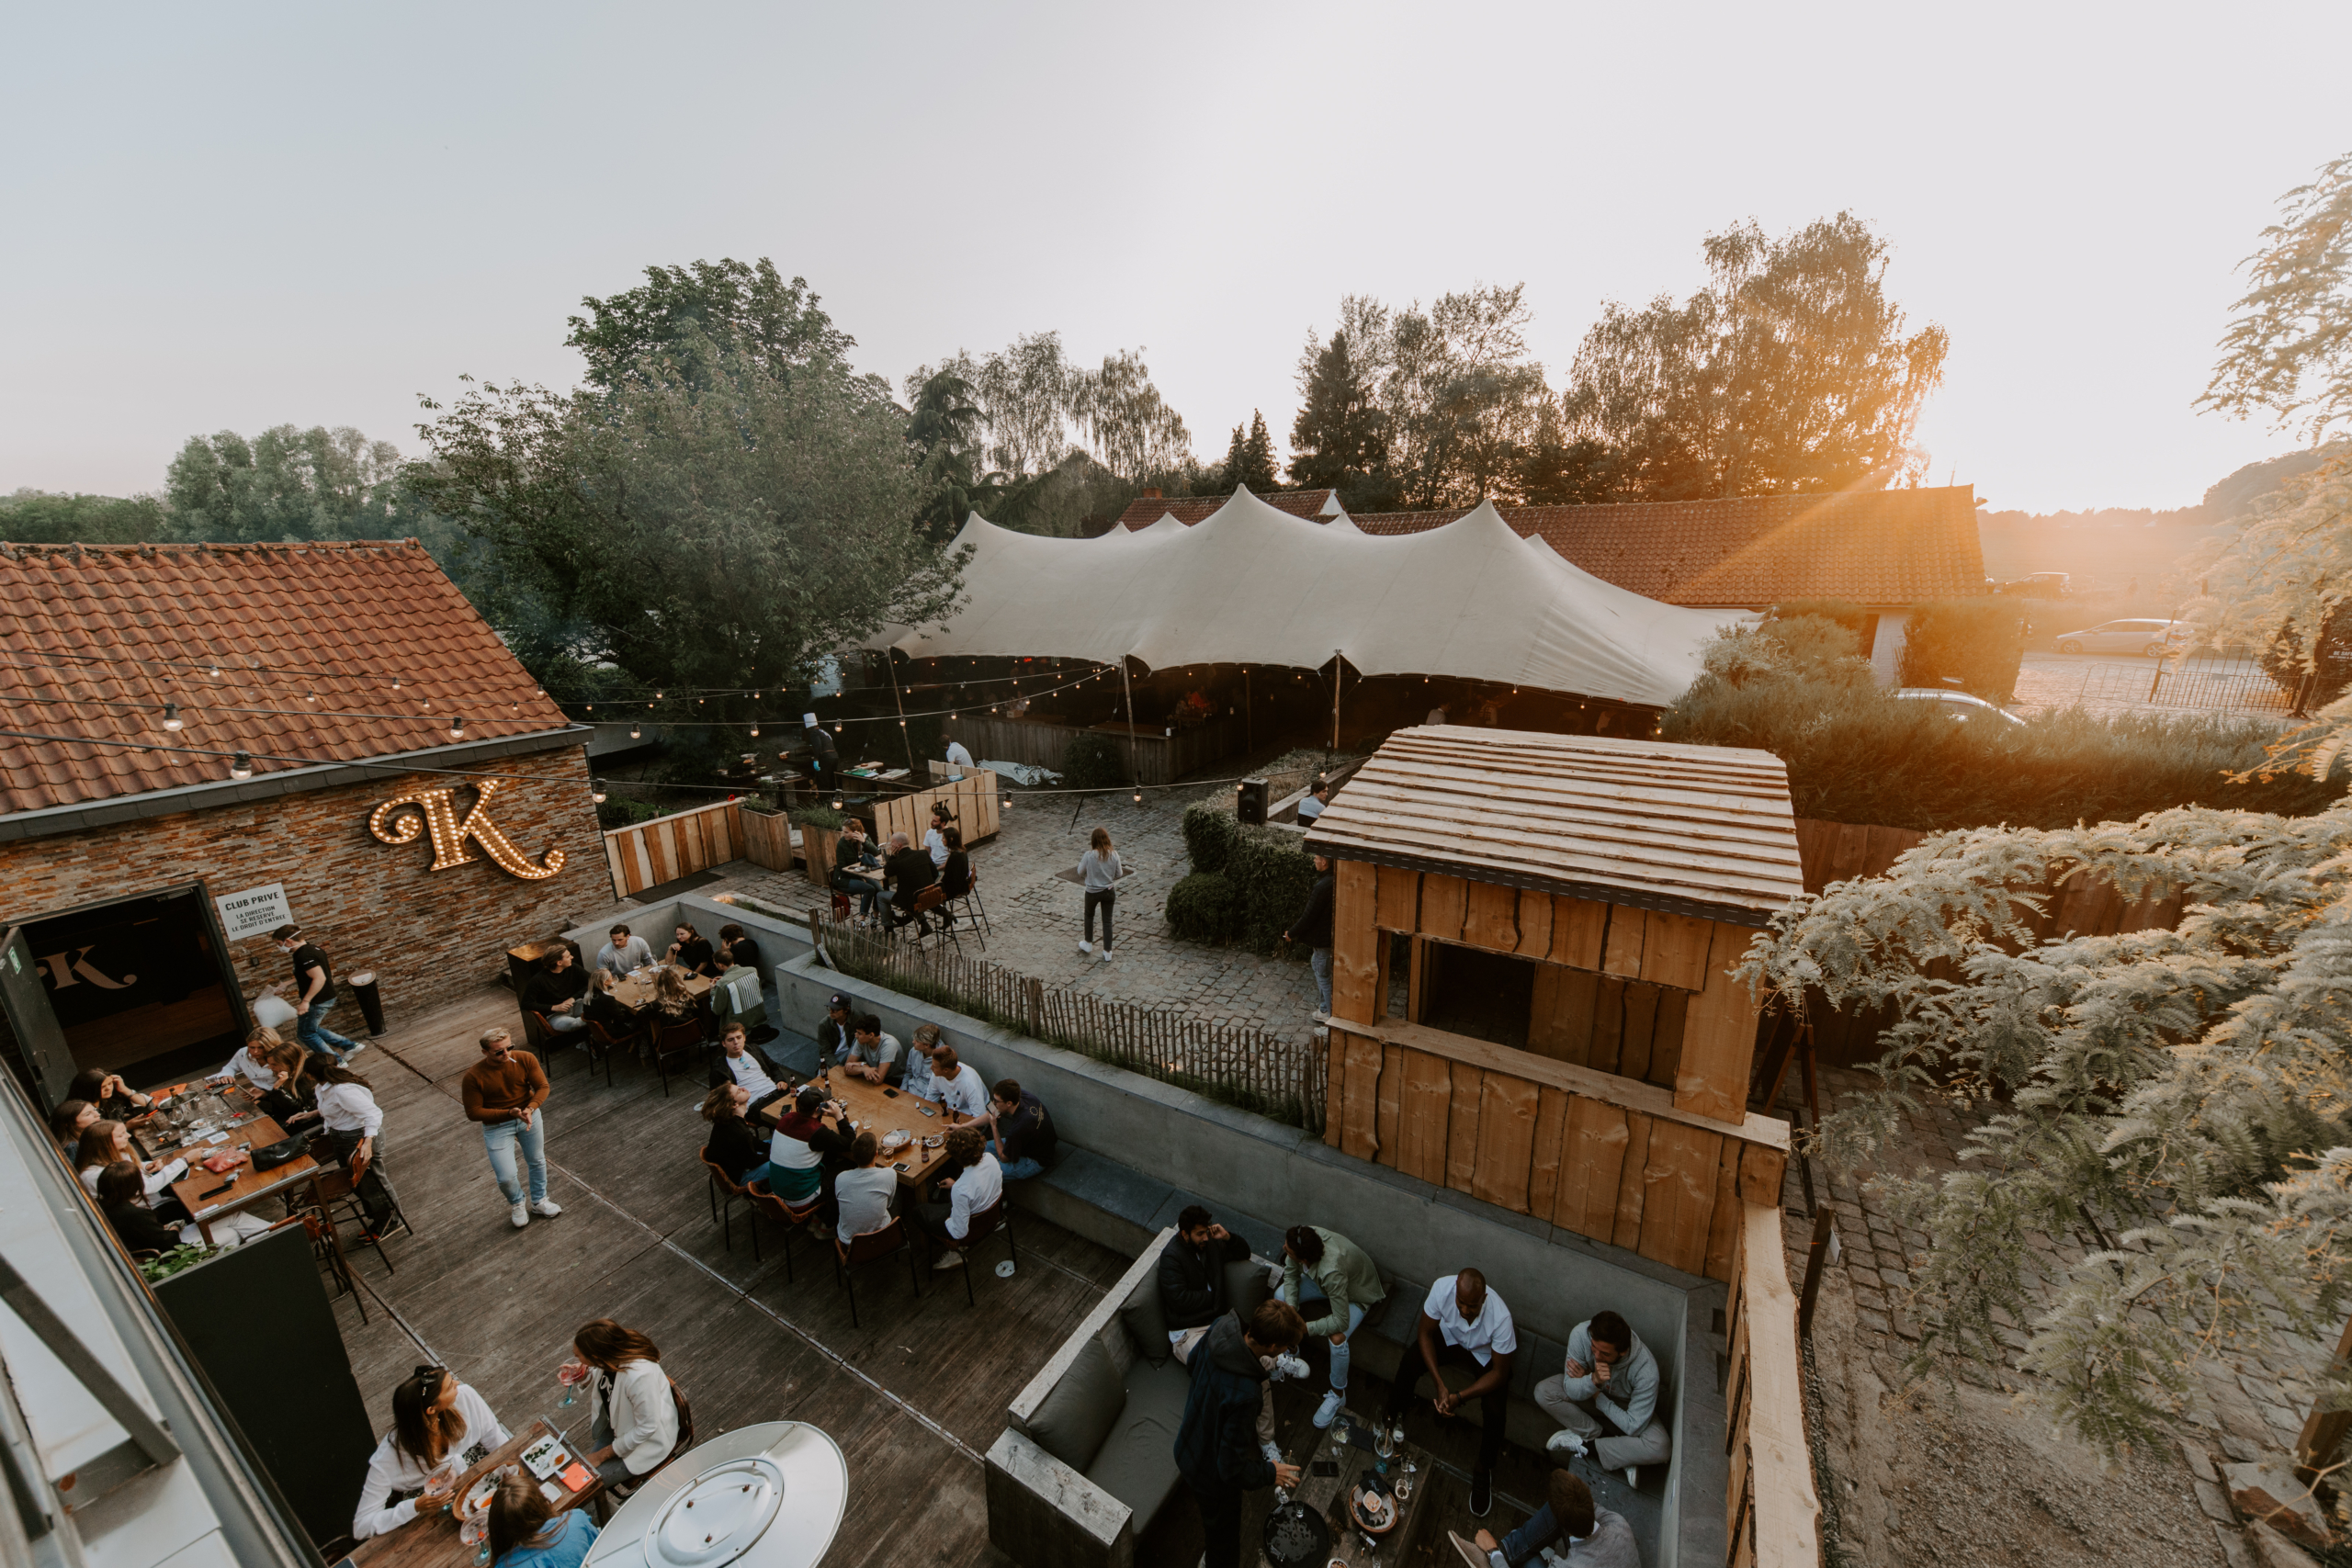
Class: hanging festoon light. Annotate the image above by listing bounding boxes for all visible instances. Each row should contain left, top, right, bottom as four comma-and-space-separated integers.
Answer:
390, 675, 400, 690
1132, 786, 1143, 805
229, 750, 253, 781
749, 720, 760, 738
831, 791, 844, 812
448, 716, 466, 741
592, 778, 608, 804
629, 722, 642, 739
161, 702, 183, 731
1002, 791, 1012, 810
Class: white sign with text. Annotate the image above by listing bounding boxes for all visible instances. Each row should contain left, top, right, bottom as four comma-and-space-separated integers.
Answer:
213, 883, 291, 941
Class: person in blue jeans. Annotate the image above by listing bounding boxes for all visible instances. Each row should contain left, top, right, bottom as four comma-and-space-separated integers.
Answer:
981, 1078, 1056, 1181
486, 1472, 597, 1566
1451, 1468, 1638, 1567
273, 923, 362, 1061
461, 1028, 561, 1230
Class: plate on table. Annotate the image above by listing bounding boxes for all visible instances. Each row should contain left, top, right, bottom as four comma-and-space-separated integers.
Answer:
921, 1134, 943, 1150
460, 1473, 500, 1518
879, 1129, 911, 1155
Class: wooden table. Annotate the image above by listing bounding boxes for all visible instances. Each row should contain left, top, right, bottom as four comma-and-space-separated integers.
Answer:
153, 1113, 322, 1246
604, 964, 715, 1011
757, 1068, 964, 1191
347, 1417, 600, 1567
1289, 1410, 1434, 1566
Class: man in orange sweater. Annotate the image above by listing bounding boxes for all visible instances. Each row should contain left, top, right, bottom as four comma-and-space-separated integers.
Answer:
462, 1027, 560, 1229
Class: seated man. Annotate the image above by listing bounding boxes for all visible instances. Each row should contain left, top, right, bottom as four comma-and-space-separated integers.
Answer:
595, 923, 653, 980
1385, 1267, 1516, 1517
913, 1124, 1001, 1269
1452, 1468, 1637, 1568
924, 1045, 989, 1122
832, 1130, 899, 1247
520, 947, 590, 1035
705, 1022, 789, 1121
1538, 1309, 1670, 1484
842, 1015, 902, 1085
1159, 1204, 1252, 1355
818, 993, 856, 1064
1295, 777, 1331, 824
881, 831, 937, 935
1279, 1224, 1386, 1429
981, 1077, 1055, 1180
831, 819, 884, 921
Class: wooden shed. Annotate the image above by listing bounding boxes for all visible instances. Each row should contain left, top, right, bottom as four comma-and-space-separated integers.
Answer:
1303, 725, 1805, 1282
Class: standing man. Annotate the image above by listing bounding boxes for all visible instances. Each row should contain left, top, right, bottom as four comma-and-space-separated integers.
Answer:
595, 924, 653, 981
802, 714, 836, 795
461, 1027, 561, 1230
1174, 1300, 1306, 1568
1537, 1310, 1671, 1485
273, 923, 362, 1062
1385, 1267, 1516, 1517
1280, 856, 1336, 1021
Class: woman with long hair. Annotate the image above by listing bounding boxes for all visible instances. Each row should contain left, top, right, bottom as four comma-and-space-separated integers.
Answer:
352, 1364, 511, 1540
485, 1471, 596, 1565
96, 1160, 190, 1255
256, 1038, 321, 1129
1077, 826, 1121, 961
699, 1083, 769, 1187
215, 1024, 287, 1093
67, 1067, 151, 1123
75, 1120, 185, 1210
572, 1319, 681, 1488
49, 1098, 96, 1154
937, 826, 973, 928
653, 966, 698, 1021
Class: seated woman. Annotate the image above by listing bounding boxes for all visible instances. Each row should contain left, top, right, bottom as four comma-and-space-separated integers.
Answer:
700, 1084, 771, 1188
214, 1026, 287, 1094
75, 1120, 187, 1218
937, 827, 972, 924
486, 1472, 597, 1567
96, 1160, 193, 1256
353, 1365, 512, 1540
715, 922, 759, 972
68, 1068, 152, 1124
256, 1039, 322, 1130
831, 818, 883, 921
584, 972, 644, 1042
573, 1319, 681, 1491
665, 921, 718, 977
49, 1098, 96, 1156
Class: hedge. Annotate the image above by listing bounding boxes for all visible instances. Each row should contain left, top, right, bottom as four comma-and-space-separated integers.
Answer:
1167, 803, 1317, 954
1061, 731, 1125, 789
1165, 873, 1240, 942
1897, 599, 2029, 702
1770, 599, 1877, 656
1182, 801, 1241, 874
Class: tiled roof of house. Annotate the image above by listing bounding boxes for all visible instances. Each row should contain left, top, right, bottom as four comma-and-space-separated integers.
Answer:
0, 540, 573, 817
1111, 489, 1338, 530
1349, 487, 1984, 607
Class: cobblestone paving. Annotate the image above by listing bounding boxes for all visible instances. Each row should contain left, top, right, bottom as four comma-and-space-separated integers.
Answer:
698, 786, 1327, 1040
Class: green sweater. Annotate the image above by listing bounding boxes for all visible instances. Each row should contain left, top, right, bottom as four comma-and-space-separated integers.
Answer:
1280, 1227, 1386, 1339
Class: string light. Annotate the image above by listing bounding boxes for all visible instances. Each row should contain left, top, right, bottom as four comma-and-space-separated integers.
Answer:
1132, 787, 1143, 805
229, 750, 253, 781
749, 721, 760, 738
448, 716, 466, 741
831, 792, 844, 811
629, 723, 642, 739
161, 702, 182, 731
592, 778, 608, 804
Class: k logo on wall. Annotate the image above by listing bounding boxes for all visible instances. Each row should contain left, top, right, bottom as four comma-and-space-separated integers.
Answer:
368, 778, 566, 880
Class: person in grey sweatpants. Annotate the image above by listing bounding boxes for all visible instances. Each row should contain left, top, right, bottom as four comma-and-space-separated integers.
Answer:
1535, 1310, 1672, 1478
1077, 827, 1121, 961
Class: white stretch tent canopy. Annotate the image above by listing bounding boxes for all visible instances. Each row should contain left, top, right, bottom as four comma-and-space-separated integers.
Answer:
870, 489, 1737, 707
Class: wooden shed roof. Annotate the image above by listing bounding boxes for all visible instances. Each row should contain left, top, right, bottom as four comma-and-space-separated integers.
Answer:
1302, 725, 1804, 926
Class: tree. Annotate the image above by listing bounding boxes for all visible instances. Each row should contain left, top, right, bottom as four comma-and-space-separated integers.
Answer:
1514, 394, 1617, 504
1215, 410, 1279, 494
905, 368, 1010, 538
566, 258, 856, 394
161, 424, 450, 546
0, 489, 167, 544
1565, 214, 1950, 498
1288, 329, 1396, 506
2199, 151, 2352, 446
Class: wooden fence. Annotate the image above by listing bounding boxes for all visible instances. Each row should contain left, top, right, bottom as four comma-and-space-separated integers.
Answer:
603, 799, 744, 897
874, 770, 1001, 852
947, 714, 1249, 786
739, 807, 795, 874
1726, 1201, 1822, 1568
813, 917, 1325, 1130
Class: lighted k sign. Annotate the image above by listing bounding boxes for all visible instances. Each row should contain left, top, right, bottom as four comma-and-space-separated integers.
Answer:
368, 777, 566, 880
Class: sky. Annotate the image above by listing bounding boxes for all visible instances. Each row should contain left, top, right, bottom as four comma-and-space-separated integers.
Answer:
3, 2, 2346, 515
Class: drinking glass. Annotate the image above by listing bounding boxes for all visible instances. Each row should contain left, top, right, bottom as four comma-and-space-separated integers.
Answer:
555, 1358, 589, 1407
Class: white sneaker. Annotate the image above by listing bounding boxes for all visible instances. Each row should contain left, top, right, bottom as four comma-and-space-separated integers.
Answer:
1314, 1390, 1343, 1429
1311, 1010, 1330, 1023
1546, 1428, 1589, 1458
1078, 940, 1092, 955
345, 1041, 369, 1055
510, 1200, 530, 1229
1623, 1465, 1639, 1487
1271, 1352, 1309, 1382
532, 1198, 563, 1217
1261, 1440, 1282, 1467
1099, 947, 1113, 962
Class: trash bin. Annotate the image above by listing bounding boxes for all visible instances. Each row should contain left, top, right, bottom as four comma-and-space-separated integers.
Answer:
347, 969, 388, 1036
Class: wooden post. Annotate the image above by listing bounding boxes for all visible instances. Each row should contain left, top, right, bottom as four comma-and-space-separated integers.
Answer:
1244, 667, 1252, 752
1120, 658, 1139, 784
1797, 1206, 1834, 1338
2296, 1311, 2352, 1483
1330, 649, 1343, 750
887, 654, 918, 772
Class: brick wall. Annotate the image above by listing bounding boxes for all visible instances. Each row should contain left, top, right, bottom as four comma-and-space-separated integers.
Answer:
0, 746, 613, 1037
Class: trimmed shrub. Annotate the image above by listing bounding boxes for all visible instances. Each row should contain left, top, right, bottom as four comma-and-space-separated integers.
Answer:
1165, 872, 1242, 942
1182, 801, 1241, 874
1898, 599, 2029, 702
1770, 598, 1877, 656
788, 805, 843, 829
1061, 731, 1125, 789
1231, 826, 1319, 956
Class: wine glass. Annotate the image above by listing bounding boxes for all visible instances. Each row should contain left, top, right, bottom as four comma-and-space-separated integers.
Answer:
555, 1358, 589, 1407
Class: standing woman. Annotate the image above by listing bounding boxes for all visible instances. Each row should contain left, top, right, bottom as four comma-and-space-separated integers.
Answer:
352, 1365, 511, 1540
1077, 827, 1121, 962
485, 1472, 596, 1566
314, 1060, 401, 1239
573, 1320, 682, 1491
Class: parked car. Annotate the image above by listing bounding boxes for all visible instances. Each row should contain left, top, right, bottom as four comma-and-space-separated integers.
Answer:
2052, 618, 2182, 657
1893, 689, 2028, 727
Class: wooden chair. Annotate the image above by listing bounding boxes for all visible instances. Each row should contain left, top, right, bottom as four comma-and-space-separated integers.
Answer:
935, 1195, 1016, 1306
311, 1164, 404, 1275
584, 1015, 641, 1088
651, 1017, 704, 1098
699, 1152, 761, 1260
745, 1179, 823, 1282
834, 1216, 922, 1328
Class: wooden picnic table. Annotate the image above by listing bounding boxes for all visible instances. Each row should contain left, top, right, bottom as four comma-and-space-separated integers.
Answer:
756, 1066, 967, 1192
603, 964, 716, 1011
152, 1112, 323, 1246
347, 1416, 600, 1568
1291, 1409, 1434, 1565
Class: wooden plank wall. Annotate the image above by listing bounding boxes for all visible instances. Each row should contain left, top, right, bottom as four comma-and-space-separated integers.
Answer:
601, 799, 744, 898
1725, 1201, 1823, 1568
739, 808, 794, 873
873, 770, 1001, 852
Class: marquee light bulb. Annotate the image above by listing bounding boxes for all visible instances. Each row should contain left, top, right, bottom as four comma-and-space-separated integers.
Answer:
162, 702, 183, 731
229, 750, 253, 781
592, 778, 608, 804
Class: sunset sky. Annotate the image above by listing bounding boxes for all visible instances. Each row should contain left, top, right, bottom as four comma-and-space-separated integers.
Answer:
5, 1, 2347, 513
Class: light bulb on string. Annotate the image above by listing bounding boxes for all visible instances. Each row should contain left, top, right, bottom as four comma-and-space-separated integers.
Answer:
592, 778, 608, 804
749, 721, 760, 738
448, 716, 465, 741
390, 676, 400, 690
1132, 786, 1143, 805
831, 793, 844, 812
229, 750, 253, 781
629, 723, 642, 739
161, 702, 182, 731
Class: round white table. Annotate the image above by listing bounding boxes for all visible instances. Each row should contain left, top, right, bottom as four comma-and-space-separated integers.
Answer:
582, 1421, 847, 1568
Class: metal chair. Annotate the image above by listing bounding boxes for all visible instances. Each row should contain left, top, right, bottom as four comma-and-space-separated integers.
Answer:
935, 1194, 1016, 1305
311, 1163, 406, 1276
699, 1152, 761, 1259
651, 1017, 704, 1098
745, 1179, 822, 1283
834, 1215, 922, 1328
944, 868, 990, 948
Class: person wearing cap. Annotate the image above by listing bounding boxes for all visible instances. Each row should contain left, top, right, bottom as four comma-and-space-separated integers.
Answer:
763, 1083, 853, 1207
802, 714, 837, 795
817, 994, 857, 1063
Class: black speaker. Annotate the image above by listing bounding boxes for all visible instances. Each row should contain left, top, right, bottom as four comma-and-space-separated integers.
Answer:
1238, 778, 1269, 825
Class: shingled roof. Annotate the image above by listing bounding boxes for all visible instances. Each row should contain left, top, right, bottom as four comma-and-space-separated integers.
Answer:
0, 540, 574, 818
1350, 487, 1984, 607
1110, 488, 1339, 530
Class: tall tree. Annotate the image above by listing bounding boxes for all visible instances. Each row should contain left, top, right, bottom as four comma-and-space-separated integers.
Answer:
2199, 150, 2352, 446
1216, 410, 1279, 493
904, 368, 1008, 538
1288, 329, 1395, 506
1069, 347, 1193, 484
0, 489, 167, 544
1565, 214, 1950, 498
567, 258, 857, 394
1514, 394, 1618, 505
164, 424, 417, 543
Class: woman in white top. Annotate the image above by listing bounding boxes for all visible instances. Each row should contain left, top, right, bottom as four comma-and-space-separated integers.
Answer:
213, 1025, 286, 1092
573, 1319, 681, 1489
77, 1119, 278, 1242
314, 1060, 401, 1237
922, 802, 956, 869
1077, 826, 1121, 960
353, 1366, 511, 1539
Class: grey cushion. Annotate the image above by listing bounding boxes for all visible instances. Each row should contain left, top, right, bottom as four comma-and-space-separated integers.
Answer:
1028, 1337, 1125, 1472
1085, 1358, 1193, 1525
1226, 1258, 1271, 1321
1121, 1277, 1172, 1366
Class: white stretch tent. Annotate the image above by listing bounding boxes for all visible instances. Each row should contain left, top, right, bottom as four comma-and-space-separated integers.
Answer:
870, 489, 1737, 707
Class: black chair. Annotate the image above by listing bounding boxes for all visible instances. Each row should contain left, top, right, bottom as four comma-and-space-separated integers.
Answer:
651, 1018, 704, 1098
934, 1195, 1016, 1306
584, 1015, 641, 1088
944, 868, 990, 948
834, 1215, 922, 1328
699, 1152, 761, 1259
747, 1179, 822, 1282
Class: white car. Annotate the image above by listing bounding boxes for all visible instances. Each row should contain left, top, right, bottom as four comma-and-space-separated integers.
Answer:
1894, 689, 2028, 727
2052, 618, 2182, 657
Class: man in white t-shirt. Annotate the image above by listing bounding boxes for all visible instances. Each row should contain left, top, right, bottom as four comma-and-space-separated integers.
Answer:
1385, 1269, 1517, 1517
705, 1022, 787, 1120
943, 739, 976, 777
915, 1125, 1002, 1269
925, 1045, 990, 1122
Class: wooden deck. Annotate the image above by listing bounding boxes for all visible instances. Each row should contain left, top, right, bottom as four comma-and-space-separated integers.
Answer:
325, 984, 1623, 1568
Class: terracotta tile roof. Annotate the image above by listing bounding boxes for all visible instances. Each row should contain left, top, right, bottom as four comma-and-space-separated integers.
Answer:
1349, 487, 1984, 607
1112, 489, 1337, 530
0, 540, 572, 817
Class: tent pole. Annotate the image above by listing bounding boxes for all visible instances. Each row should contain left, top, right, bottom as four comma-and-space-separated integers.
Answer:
1331, 649, 1342, 754
1121, 657, 1139, 786
1244, 668, 1253, 752
888, 655, 917, 772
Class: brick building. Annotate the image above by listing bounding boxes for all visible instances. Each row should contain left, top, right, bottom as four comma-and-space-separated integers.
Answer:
0, 540, 607, 1102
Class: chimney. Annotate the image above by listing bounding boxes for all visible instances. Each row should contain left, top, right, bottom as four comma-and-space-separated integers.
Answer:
1140, 487, 1161, 500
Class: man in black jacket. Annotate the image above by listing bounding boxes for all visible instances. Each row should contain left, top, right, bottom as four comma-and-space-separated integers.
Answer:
1174, 1301, 1305, 1568
1281, 856, 1336, 1021
1158, 1204, 1252, 1349
883, 831, 937, 936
